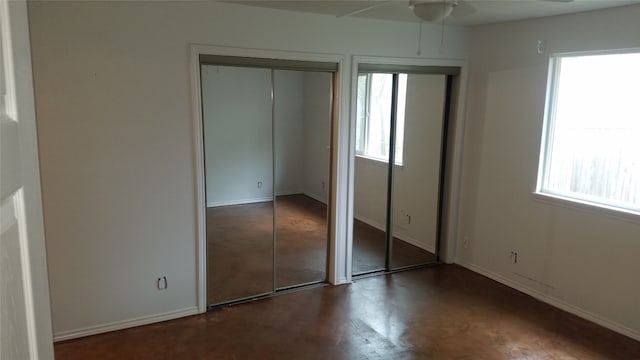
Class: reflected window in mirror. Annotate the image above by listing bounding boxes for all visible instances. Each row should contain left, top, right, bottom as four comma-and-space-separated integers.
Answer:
356, 73, 407, 165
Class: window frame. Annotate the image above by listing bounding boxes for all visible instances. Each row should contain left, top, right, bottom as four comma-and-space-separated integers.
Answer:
535, 49, 640, 219
356, 73, 372, 158
355, 72, 406, 166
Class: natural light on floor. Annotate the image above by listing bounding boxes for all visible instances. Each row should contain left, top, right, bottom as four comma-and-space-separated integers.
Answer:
539, 51, 640, 213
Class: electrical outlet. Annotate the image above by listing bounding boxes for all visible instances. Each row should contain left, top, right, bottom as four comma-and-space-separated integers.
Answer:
510, 251, 518, 264
406, 214, 411, 224
321, 181, 325, 189
257, 181, 262, 189
463, 236, 469, 249
157, 276, 167, 290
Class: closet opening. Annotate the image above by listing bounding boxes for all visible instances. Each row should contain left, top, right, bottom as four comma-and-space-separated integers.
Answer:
352, 64, 460, 277
198, 55, 338, 308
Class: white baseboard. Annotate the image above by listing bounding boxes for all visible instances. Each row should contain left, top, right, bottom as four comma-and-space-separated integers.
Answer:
353, 214, 435, 253
276, 189, 304, 197
53, 306, 199, 342
207, 192, 328, 208
303, 192, 327, 205
455, 260, 640, 342
207, 191, 324, 208
207, 197, 273, 207
396, 233, 435, 253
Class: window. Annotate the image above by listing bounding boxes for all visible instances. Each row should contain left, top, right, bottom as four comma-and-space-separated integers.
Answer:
356, 73, 407, 165
537, 51, 640, 214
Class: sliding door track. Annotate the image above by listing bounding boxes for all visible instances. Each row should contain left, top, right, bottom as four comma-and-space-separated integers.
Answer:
207, 281, 329, 311
352, 261, 443, 281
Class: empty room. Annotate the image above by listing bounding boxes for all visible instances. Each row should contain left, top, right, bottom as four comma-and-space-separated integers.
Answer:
2, 0, 640, 359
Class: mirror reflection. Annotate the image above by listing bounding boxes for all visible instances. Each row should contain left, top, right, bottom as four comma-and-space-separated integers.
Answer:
202, 65, 274, 305
391, 74, 445, 269
273, 70, 331, 289
352, 73, 394, 274
201, 64, 332, 306
353, 71, 445, 275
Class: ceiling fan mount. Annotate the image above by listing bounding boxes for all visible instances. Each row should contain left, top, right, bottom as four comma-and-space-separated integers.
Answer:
410, 0, 459, 23
340, 0, 576, 23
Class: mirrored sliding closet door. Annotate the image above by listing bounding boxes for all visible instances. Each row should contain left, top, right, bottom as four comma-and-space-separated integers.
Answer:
200, 58, 335, 307
201, 65, 275, 305
273, 70, 332, 290
390, 74, 446, 270
352, 66, 454, 276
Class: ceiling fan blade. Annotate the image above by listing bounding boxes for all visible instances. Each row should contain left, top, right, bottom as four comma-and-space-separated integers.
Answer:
337, 0, 395, 18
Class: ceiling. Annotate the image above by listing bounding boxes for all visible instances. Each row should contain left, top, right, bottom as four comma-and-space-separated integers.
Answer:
223, 0, 640, 26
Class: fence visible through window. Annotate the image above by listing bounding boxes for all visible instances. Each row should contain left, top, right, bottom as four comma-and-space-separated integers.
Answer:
539, 51, 640, 213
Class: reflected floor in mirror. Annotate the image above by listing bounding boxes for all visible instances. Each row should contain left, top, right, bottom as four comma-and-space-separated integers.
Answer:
207, 200, 274, 305
352, 220, 436, 274
207, 194, 329, 305
208, 194, 436, 305
275, 195, 328, 289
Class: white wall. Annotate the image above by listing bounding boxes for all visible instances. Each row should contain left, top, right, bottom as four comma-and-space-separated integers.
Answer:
458, 4, 640, 339
354, 74, 446, 252
274, 70, 306, 197
277, 70, 332, 202
28, 0, 469, 339
302, 72, 332, 203
202, 68, 330, 206
202, 65, 274, 206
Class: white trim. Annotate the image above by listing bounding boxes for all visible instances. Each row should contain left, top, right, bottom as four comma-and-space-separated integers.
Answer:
355, 153, 404, 168
207, 193, 328, 208
353, 214, 436, 253
190, 45, 207, 314
535, 55, 558, 197
549, 47, 640, 59
532, 192, 640, 225
190, 44, 347, 307
53, 307, 199, 342
397, 234, 435, 254
442, 69, 469, 264
276, 189, 305, 197
535, 50, 640, 225
333, 56, 352, 286
456, 260, 640, 342
206, 197, 274, 208
302, 192, 327, 205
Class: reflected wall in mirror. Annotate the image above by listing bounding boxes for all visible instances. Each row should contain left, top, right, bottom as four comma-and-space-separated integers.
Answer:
273, 70, 331, 289
201, 65, 275, 306
202, 63, 333, 306
352, 73, 393, 275
391, 74, 446, 269
352, 71, 446, 275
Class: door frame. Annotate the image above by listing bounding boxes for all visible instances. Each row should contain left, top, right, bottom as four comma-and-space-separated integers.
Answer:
346, 55, 469, 283
190, 44, 346, 313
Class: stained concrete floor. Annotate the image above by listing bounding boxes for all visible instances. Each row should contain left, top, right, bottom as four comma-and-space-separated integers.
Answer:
55, 265, 640, 359
207, 194, 435, 305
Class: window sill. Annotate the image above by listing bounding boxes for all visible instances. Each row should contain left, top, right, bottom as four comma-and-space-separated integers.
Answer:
355, 154, 404, 168
531, 192, 640, 225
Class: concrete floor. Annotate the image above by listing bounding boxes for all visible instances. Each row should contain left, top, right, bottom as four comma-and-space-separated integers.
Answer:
207, 194, 435, 305
55, 265, 640, 359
